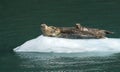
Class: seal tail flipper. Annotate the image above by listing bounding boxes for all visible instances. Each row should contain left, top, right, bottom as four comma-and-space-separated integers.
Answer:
105, 30, 114, 34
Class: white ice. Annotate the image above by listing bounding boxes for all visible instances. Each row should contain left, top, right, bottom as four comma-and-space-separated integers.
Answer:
13, 35, 120, 53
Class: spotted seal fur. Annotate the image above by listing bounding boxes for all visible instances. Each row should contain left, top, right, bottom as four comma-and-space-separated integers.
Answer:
40, 23, 113, 39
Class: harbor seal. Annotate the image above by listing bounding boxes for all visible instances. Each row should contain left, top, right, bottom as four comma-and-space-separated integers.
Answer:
75, 23, 113, 38
41, 24, 83, 38
41, 23, 113, 39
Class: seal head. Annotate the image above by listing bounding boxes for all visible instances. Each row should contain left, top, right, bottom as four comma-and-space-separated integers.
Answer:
41, 24, 61, 37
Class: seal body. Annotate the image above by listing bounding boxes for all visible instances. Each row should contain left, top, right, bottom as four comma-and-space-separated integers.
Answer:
40, 24, 113, 39
75, 24, 113, 38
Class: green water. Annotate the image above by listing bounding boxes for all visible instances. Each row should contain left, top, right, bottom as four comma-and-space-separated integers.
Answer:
0, 0, 120, 72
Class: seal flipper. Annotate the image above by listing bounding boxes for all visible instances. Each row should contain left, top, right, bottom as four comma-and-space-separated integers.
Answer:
104, 30, 114, 34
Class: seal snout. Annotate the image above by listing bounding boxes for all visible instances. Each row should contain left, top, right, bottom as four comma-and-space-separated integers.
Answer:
41, 24, 47, 27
